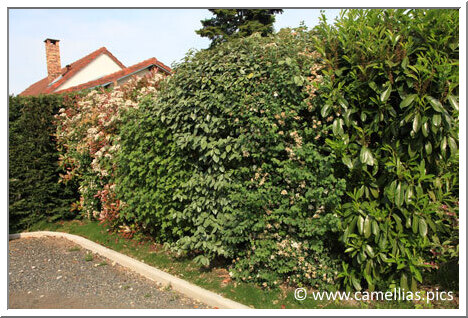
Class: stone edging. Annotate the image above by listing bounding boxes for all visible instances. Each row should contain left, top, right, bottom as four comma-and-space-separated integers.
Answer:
9, 231, 250, 309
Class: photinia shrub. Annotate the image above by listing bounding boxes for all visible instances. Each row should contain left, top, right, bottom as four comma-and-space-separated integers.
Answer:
55, 71, 166, 229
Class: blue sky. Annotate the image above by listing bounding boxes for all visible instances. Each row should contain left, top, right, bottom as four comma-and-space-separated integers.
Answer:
8, 9, 340, 95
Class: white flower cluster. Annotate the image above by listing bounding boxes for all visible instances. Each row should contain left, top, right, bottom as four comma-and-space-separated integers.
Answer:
55, 70, 167, 220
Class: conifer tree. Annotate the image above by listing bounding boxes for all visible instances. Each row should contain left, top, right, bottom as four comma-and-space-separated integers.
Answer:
196, 9, 283, 47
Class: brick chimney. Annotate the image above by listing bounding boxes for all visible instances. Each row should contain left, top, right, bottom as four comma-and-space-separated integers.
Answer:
44, 38, 62, 83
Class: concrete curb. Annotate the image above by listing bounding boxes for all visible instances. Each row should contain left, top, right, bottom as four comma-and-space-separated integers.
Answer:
9, 231, 250, 309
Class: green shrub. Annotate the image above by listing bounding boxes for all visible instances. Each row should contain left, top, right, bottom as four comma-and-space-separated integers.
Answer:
117, 95, 188, 241
9, 94, 78, 232
118, 29, 346, 288
313, 9, 459, 291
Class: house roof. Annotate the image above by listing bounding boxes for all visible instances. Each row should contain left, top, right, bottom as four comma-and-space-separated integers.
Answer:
55, 57, 171, 94
19, 47, 171, 96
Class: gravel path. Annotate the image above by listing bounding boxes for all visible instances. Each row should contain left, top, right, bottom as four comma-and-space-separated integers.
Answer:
8, 236, 210, 309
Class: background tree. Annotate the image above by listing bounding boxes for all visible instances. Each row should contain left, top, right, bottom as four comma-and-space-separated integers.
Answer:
196, 9, 283, 47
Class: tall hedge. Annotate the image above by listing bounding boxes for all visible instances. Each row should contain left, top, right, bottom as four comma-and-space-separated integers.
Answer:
314, 9, 459, 291
48, 9, 458, 292
117, 29, 346, 288
54, 73, 165, 228
9, 95, 78, 232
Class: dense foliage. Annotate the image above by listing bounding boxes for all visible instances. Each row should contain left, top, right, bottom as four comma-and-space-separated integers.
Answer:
55, 72, 165, 230
196, 9, 283, 47
117, 94, 188, 241
314, 9, 459, 291
44, 9, 458, 292
9, 95, 78, 232
118, 29, 346, 288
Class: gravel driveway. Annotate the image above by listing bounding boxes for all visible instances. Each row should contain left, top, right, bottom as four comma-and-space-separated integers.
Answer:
8, 236, 209, 309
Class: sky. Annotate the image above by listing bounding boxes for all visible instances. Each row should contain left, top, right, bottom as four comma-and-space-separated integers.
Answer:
8, 9, 340, 95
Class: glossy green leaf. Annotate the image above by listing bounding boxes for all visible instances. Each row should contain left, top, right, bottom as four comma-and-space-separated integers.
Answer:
441, 136, 447, 154
342, 156, 354, 169
400, 94, 417, 108
371, 220, 380, 237
448, 95, 459, 111
360, 147, 374, 166
352, 277, 362, 291
425, 142, 432, 155
448, 136, 458, 155
393, 214, 403, 232
412, 113, 421, 133
405, 215, 412, 228
365, 244, 375, 258
332, 118, 344, 135
364, 216, 371, 238
380, 84, 392, 102
418, 218, 428, 237
427, 96, 444, 113
357, 215, 365, 235
405, 186, 414, 204
321, 104, 332, 117
395, 182, 403, 207
421, 121, 429, 137
432, 114, 442, 127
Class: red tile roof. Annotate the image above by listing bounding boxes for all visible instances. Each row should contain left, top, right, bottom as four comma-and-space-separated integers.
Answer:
55, 57, 171, 94
19, 47, 170, 96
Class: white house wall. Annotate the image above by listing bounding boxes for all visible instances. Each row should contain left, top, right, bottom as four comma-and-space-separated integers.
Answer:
56, 54, 123, 91
116, 68, 151, 86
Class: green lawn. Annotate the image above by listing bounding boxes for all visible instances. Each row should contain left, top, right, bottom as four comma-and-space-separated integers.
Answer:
24, 219, 457, 309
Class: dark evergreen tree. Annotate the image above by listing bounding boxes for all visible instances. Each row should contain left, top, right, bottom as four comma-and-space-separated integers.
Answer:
9, 95, 78, 231
196, 9, 283, 47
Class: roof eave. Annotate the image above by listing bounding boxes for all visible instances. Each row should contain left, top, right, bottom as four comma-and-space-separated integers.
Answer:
58, 63, 159, 92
